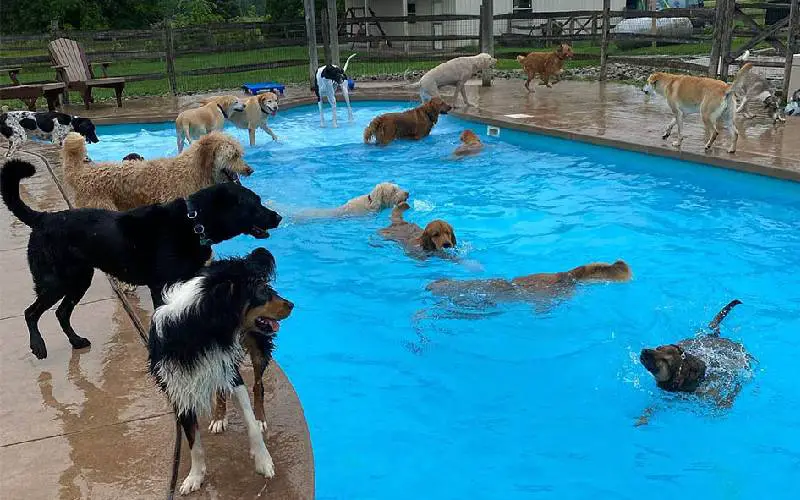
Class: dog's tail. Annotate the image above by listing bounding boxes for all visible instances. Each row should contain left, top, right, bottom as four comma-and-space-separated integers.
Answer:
707, 299, 742, 336
1, 160, 43, 227
61, 132, 88, 171
342, 53, 357, 73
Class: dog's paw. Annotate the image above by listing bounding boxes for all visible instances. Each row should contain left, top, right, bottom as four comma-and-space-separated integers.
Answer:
727, 147, 736, 154
208, 418, 227, 434
179, 471, 205, 495
257, 420, 268, 433
671, 140, 683, 148
661, 132, 671, 139
30, 339, 48, 360
70, 336, 91, 350
253, 447, 276, 478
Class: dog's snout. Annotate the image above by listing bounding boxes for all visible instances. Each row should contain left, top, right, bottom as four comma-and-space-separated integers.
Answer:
243, 165, 254, 176
274, 213, 283, 224
442, 241, 453, 249
286, 300, 294, 311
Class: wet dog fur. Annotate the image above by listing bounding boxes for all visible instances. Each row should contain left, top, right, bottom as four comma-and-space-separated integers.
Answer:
227, 91, 280, 145
148, 248, 293, 494
363, 98, 452, 145
516, 43, 574, 92
0, 159, 281, 359
176, 95, 244, 152
297, 182, 409, 218
379, 201, 456, 258
453, 129, 483, 157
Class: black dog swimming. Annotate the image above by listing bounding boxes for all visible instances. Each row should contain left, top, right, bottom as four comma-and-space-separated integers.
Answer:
0, 159, 282, 359
637, 299, 754, 424
148, 247, 293, 494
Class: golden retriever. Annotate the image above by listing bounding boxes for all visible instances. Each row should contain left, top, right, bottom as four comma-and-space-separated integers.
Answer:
363, 98, 452, 145
453, 130, 483, 157
427, 260, 631, 304
175, 95, 244, 152
227, 91, 279, 146
643, 68, 749, 153
379, 202, 456, 258
516, 43, 574, 92
297, 182, 409, 218
62, 131, 253, 212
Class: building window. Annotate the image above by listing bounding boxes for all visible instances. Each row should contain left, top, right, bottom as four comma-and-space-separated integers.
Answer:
408, 1, 416, 24
513, 0, 532, 12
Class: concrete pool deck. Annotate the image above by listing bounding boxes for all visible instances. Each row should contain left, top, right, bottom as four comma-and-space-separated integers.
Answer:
0, 77, 798, 498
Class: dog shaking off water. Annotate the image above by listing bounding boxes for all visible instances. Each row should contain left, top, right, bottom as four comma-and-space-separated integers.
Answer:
0, 160, 281, 359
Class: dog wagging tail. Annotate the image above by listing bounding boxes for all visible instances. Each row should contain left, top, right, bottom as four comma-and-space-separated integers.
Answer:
1, 160, 42, 227
708, 299, 742, 336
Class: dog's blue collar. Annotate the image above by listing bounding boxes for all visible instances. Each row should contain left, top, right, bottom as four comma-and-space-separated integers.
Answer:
185, 199, 212, 246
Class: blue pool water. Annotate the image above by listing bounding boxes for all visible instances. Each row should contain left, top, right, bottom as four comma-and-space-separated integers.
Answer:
93, 102, 800, 499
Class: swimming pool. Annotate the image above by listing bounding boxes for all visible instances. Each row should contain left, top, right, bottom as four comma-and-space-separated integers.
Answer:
93, 102, 800, 499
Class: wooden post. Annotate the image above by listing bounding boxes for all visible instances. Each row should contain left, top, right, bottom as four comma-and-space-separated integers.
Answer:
783, 0, 800, 104
164, 21, 178, 95
719, 0, 736, 79
591, 13, 598, 47
708, 0, 723, 76
480, 0, 494, 87
303, 0, 319, 85
599, 0, 610, 81
321, 8, 332, 64
327, 0, 340, 66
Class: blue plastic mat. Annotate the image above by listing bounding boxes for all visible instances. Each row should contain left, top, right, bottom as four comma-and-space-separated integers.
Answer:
242, 82, 286, 95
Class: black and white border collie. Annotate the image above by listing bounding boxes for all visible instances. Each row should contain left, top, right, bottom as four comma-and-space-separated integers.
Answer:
148, 248, 294, 495
0, 111, 98, 157
313, 53, 356, 128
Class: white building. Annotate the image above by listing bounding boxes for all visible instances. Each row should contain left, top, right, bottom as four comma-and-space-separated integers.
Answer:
342, 0, 628, 49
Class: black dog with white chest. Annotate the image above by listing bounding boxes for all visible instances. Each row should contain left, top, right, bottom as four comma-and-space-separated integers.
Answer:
0, 159, 281, 360
1, 111, 98, 157
148, 247, 294, 494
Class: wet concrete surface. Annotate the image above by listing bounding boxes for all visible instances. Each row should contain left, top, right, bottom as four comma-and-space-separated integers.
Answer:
0, 147, 314, 499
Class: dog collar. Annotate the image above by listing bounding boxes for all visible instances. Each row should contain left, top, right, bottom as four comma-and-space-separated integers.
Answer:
185, 199, 212, 246
217, 104, 228, 119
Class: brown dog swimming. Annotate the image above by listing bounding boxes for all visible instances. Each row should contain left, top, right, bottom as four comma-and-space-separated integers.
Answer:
453, 130, 483, 157
379, 201, 456, 259
638, 299, 753, 425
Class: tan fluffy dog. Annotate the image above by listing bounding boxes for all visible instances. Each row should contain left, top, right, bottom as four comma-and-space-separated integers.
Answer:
363, 98, 453, 145
175, 95, 244, 152
516, 43, 574, 92
453, 130, 483, 157
298, 182, 409, 218
227, 91, 279, 146
426, 260, 631, 303
379, 202, 456, 258
643, 70, 748, 153
62, 131, 253, 212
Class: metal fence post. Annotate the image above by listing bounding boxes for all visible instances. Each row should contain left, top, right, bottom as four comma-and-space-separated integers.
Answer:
304, 0, 320, 86
599, 0, 610, 81
480, 0, 494, 87
164, 21, 178, 95
327, 0, 340, 66
782, 0, 800, 104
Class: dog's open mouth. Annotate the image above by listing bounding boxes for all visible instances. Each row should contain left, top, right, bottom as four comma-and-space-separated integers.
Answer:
254, 316, 280, 334
250, 226, 270, 239
222, 168, 241, 184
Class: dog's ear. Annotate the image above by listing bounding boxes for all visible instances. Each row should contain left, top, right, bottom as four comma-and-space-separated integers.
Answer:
420, 228, 436, 251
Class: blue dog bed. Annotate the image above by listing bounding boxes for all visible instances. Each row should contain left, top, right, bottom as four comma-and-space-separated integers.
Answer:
242, 82, 286, 96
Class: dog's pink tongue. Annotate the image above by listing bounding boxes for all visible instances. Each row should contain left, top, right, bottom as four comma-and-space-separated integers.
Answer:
267, 319, 280, 332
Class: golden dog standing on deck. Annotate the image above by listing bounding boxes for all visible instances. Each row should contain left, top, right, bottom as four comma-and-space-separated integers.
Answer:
643, 68, 748, 153
228, 91, 280, 146
516, 43, 574, 92
175, 95, 244, 152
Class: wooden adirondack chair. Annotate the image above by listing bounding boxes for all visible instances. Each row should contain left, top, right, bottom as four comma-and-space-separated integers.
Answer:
48, 38, 125, 108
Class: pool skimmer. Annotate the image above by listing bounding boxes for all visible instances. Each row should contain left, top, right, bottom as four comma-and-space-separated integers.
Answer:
487, 126, 500, 137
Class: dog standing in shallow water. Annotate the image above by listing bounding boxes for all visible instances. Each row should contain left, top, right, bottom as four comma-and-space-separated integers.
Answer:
175, 95, 244, 152
228, 91, 280, 145
363, 98, 452, 145
313, 53, 357, 127
0, 160, 281, 359
148, 248, 293, 494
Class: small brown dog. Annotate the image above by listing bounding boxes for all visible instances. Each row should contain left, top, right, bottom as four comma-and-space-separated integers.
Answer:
228, 91, 279, 146
363, 97, 452, 145
379, 202, 456, 258
176, 95, 244, 152
516, 43, 574, 92
453, 130, 483, 157
427, 260, 631, 303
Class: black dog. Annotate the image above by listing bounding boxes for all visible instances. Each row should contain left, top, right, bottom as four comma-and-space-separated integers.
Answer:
637, 299, 753, 424
122, 153, 144, 161
148, 247, 293, 494
0, 159, 281, 359
1, 111, 98, 157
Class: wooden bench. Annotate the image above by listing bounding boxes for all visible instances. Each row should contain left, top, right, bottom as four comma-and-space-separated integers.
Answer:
0, 67, 65, 111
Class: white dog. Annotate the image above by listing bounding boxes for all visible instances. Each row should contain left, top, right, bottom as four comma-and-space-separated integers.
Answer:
313, 54, 357, 127
297, 182, 409, 219
410, 53, 497, 107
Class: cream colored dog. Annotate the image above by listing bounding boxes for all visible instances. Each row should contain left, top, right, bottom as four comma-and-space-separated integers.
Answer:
175, 95, 244, 152
298, 182, 409, 218
643, 70, 747, 153
411, 53, 497, 107
228, 91, 279, 146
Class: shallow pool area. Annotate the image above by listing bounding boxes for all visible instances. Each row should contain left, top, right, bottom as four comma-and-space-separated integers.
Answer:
92, 102, 800, 499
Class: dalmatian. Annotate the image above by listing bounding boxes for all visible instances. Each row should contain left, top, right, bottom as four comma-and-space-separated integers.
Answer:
0, 110, 99, 157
